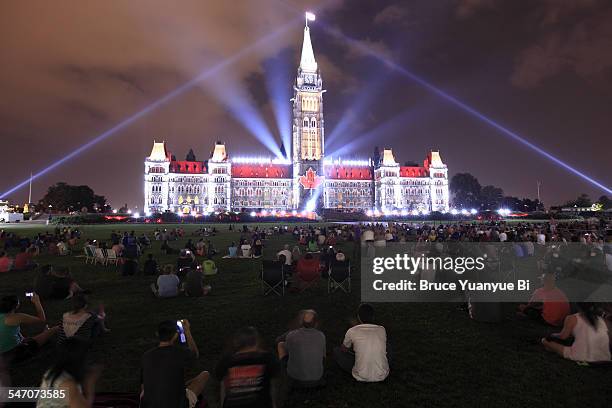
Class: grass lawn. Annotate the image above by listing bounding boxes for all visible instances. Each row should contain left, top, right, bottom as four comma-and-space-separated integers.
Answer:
1, 223, 611, 407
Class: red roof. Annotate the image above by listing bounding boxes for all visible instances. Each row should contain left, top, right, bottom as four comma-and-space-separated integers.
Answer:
170, 161, 206, 173
231, 164, 292, 178
400, 166, 429, 177
324, 166, 372, 180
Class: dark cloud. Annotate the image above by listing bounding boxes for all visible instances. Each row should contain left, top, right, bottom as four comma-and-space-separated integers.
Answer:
0, 0, 610, 207
374, 4, 409, 25
511, 4, 612, 89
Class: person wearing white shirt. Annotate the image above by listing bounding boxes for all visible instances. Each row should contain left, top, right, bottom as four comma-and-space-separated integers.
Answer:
537, 232, 546, 245
498, 231, 507, 242
240, 242, 251, 258
334, 304, 389, 382
276, 245, 293, 266
361, 229, 374, 243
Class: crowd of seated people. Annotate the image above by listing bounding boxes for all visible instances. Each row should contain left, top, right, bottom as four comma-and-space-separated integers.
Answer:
151, 259, 213, 298
0, 218, 609, 408
0, 228, 83, 272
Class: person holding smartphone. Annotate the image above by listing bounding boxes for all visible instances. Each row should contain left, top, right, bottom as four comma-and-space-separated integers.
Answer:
141, 319, 209, 408
0, 293, 59, 365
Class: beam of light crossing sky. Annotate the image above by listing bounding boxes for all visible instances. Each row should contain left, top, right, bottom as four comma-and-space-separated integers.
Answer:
204, 69, 283, 159
327, 102, 434, 159
0, 18, 301, 199
323, 25, 612, 195
263, 53, 293, 160
325, 75, 389, 154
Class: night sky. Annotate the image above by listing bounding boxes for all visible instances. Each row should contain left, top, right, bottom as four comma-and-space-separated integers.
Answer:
1, 0, 611, 208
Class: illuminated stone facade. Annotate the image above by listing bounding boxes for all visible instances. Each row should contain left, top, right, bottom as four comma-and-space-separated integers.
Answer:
144, 20, 449, 215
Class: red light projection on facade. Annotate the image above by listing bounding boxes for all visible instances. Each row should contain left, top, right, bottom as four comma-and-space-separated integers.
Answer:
299, 168, 322, 190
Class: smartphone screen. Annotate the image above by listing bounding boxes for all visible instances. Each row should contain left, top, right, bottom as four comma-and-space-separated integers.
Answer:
25, 292, 34, 298
176, 320, 186, 344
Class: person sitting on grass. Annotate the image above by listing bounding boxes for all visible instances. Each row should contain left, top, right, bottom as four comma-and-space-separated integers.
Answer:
252, 239, 264, 258
184, 239, 196, 253
14, 247, 36, 271
143, 254, 159, 276
56, 239, 70, 256
161, 239, 176, 255
307, 238, 318, 253
541, 302, 611, 362
57, 294, 109, 345
240, 240, 252, 258
151, 265, 180, 298
206, 240, 217, 258
216, 326, 280, 408
183, 267, 211, 297
111, 241, 124, 257
34, 266, 87, 300
36, 337, 101, 408
141, 320, 209, 408
334, 303, 389, 382
277, 310, 326, 388
177, 249, 197, 277
227, 242, 238, 258
517, 272, 570, 326
291, 245, 302, 262
202, 256, 218, 276
195, 239, 206, 257
277, 244, 293, 266
0, 252, 13, 273
0, 294, 59, 365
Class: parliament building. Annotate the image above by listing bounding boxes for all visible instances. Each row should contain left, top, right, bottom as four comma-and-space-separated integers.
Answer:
144, 20, 449, 215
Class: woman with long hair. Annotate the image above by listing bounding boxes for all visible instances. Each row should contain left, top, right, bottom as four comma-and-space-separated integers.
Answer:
542, 302, 611, 362
36, 337, 101, 408
58, 294, 108, 345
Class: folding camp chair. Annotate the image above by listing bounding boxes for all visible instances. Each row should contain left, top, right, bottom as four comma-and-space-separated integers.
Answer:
105, 249, 119, 266
94, 248, 106, 265
328, 261, 351, 293
83, 246, 95, 264
261, 260, 285, 296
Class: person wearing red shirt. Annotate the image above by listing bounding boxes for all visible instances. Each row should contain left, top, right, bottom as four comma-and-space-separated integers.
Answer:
13, 248, 33, 271
0, 252, 13, 273
518, 272, 570, 326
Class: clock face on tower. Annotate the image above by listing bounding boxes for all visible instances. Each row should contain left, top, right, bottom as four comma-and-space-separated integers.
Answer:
305, 74, 314, 84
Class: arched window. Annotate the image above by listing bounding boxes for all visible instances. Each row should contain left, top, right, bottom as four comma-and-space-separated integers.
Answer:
311, 118, 316, 128
303, 119, 309, 128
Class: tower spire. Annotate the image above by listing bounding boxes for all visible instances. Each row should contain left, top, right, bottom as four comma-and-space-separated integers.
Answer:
300, 13, 318, 73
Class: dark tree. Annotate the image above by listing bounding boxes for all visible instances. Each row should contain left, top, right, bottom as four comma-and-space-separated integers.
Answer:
480, 185, 504, 210
563, 193, 592, 208
597, 195, 611, 209
39, 182, 106, 212
501, 196, 520, 210
450, 173, 482, 208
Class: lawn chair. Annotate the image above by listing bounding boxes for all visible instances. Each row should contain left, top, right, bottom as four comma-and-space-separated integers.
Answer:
94, 248, 106, 265
83, 246, 95, 264
261, 260, 285, 296
105, 249, 119, 266
328, 261, 351, 293
296, 258, 320, 291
